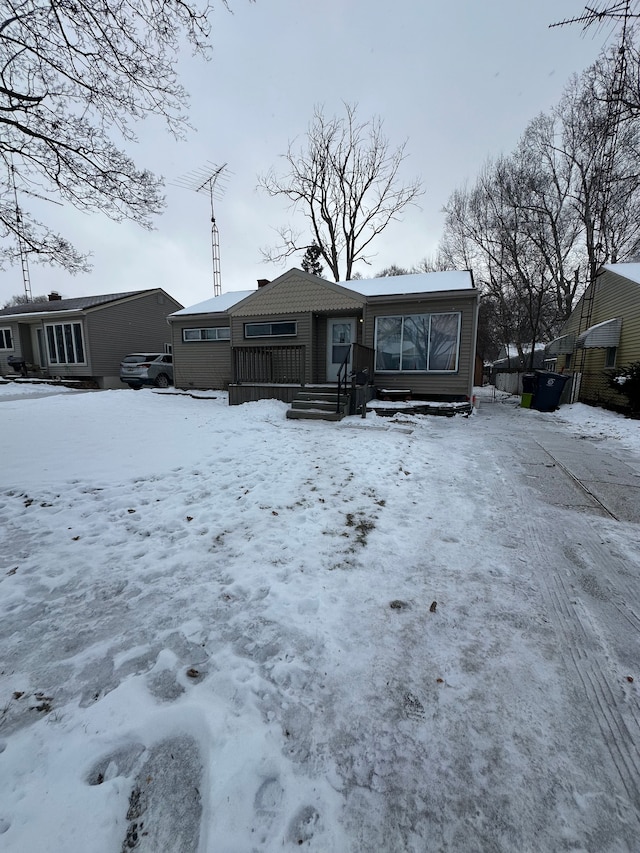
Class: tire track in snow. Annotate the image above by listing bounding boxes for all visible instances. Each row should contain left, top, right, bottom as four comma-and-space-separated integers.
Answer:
481, 409, 640, 829
576, 528, 640, 636
520, 507, 640, 821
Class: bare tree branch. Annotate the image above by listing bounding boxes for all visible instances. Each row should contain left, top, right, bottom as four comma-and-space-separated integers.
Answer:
258, 102, 423, 282
0, 0, 241, 273
440, 41, 640, 359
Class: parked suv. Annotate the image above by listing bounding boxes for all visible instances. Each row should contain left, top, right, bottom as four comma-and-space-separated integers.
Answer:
120, 353, 173, 389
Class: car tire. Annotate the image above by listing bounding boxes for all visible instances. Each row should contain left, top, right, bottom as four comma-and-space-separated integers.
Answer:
154, 373, 170, 388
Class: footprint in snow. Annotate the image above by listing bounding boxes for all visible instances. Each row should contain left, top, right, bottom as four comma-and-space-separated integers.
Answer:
252, 776, 285, 845
86, 742, 146, 786
287, 805, 320, 845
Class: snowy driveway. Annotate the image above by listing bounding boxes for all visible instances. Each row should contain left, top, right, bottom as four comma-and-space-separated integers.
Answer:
0, 388, 639, 852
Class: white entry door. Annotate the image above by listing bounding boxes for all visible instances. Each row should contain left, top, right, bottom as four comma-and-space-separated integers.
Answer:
326, 317, 356, 382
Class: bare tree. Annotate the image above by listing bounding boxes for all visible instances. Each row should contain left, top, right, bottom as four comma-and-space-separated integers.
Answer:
2, 291, 48, 307
259, 103, 423, 281
375, 264, 411, 277
414, 254, 451, 273
555, 49, 640, 285
441, 159, 562, 365
0, 0, 232, 273
440, 43, 640, 359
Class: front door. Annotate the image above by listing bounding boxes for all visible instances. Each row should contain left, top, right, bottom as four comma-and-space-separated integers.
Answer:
326, 317, 356, 382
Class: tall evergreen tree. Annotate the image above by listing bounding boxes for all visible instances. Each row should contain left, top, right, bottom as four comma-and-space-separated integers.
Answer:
301, 241, 324, 277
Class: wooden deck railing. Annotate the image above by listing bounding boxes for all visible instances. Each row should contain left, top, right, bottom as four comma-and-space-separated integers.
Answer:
232, 345, 306, 385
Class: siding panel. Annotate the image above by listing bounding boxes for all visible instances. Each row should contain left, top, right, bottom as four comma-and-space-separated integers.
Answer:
88, 291, 181, 376
0, 322, 18, 374
171, 318, 232, 389
556, 268, 640, 408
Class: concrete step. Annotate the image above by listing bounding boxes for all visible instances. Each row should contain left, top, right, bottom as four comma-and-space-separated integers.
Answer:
295, 391, 342, 403
291, 399, 342, 412
286, 408, 345, 421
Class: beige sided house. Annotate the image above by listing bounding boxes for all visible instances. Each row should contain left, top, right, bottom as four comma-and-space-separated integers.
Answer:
544, 263, 640, 411
0, 289, 182, 388
169, 268, 479, 416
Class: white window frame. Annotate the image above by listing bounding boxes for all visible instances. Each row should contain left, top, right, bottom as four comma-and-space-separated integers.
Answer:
45, 321, 86, 365
182, 327, 230, 342
0, 327, 13, 350
244, 321, 297, 338
374, 312, 461, 374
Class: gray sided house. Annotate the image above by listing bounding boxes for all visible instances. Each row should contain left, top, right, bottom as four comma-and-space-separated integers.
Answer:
169, 268, 479, 407
544, 263, 640, 411
0, 289, 183, 388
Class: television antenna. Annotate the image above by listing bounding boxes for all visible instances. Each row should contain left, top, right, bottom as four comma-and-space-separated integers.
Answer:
550, 0, 639, 33
173, 162, 230, 297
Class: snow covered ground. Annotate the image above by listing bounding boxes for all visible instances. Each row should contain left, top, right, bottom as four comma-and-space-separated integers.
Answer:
1, 383, 639, 852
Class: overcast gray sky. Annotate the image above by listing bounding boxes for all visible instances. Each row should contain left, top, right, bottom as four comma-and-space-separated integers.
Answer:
1, 0, 613, 309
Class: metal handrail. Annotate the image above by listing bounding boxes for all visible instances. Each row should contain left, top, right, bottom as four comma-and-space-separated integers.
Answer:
336, 347, 350, 414
335, 343, 375, 414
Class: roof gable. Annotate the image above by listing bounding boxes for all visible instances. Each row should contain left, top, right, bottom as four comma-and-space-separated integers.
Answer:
230, 269, 364, 317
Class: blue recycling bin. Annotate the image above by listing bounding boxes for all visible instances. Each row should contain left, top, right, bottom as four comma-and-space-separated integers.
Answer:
532, 371, 570, 412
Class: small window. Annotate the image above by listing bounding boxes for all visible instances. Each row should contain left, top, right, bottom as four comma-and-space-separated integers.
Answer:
203, 327, 230, 341
605, 346, 617, 368
0, 328, 13, 350
565, 353, 572, 369
245, 321, 296, 338
182, 327, 230, 342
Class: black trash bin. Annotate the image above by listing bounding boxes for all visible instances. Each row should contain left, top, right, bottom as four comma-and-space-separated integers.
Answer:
521, 373, 537, 408
7, 355, 27, 377
532, 371, 570, 412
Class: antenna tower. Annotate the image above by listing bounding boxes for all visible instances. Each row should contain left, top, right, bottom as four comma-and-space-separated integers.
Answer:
10, 165, 32, 302
174, 162, 230, 297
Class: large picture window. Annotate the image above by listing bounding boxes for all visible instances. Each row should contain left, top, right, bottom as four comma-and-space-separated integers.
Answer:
374, 312, 460, 373
45, 322, 85, 364
0, 328, 13, 350
182, 327, 230, 342
245, 321, 296, 338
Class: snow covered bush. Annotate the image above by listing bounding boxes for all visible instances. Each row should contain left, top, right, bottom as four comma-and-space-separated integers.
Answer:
607, 361, 640, 414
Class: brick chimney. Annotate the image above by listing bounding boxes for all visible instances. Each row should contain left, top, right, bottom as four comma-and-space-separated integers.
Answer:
48, 291, 62, 301
257, 279, 270, 288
